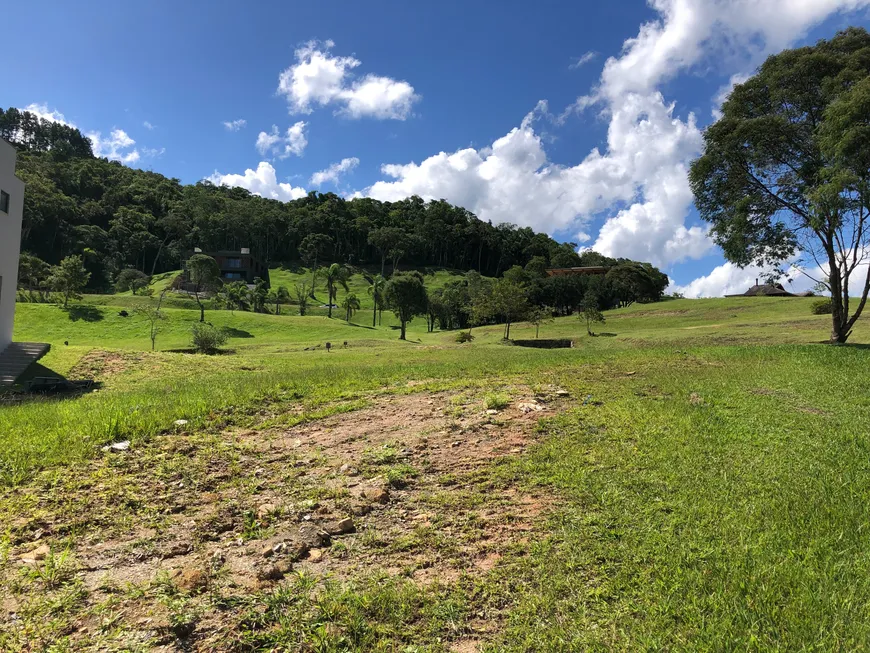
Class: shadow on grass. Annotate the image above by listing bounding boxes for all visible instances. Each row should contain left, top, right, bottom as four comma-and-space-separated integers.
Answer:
165, 348, 238, 355
64, 305, 104, 322
591, 332, 618, 338
2, 362, 103, 405
346, 323, 376, 330
219, 327, 254, 339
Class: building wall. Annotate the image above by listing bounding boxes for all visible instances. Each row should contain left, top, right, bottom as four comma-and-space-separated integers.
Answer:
0, 140, 25, 351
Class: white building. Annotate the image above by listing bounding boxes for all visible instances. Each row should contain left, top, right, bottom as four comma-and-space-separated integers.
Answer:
0, 138, 25, 352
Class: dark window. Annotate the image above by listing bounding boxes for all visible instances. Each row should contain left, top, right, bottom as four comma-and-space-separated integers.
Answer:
227, 258, 241, 269
0, 191, 8, 213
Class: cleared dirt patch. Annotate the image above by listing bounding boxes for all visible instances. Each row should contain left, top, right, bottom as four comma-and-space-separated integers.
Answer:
0, 385, 570, 651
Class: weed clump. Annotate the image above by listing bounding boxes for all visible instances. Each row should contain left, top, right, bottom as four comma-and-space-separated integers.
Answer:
811, 298, 833, 315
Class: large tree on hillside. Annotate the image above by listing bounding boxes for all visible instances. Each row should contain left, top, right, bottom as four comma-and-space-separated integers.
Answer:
49, 255, 91, 308
368, 227, 407, 276
385, 271, 428, 340
690, 28, 870, 344
186, 254, 221, 322
367, 274, 387, 327
299, 233, 332, 296
323, 263, 350, 318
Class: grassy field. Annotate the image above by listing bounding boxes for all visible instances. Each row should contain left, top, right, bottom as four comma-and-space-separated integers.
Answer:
3, 291, 870, 650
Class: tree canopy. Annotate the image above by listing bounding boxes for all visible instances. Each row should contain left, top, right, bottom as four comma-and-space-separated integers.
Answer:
690, 27, 870, 343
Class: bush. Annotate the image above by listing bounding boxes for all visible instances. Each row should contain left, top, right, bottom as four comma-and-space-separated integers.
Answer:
191, 323, 228, 353
811, 298, 833, 315
455, 331, 475, 343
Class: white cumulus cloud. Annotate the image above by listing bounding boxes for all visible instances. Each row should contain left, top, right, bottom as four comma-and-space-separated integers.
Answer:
209, 162, 307, 202
277, 40, 419, 120
361, 0, 870, 271
87, 129, 140, 164
310, 157, 360, 186
23, 103, 74, 126
255, 122, 308, 159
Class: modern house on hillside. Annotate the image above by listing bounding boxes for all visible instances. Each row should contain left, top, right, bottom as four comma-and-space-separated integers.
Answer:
182, 248, 270, 288
0, 138, 49, 385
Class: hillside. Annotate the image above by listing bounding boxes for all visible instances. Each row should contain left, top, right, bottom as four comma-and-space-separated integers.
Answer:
4, 294, 870, 650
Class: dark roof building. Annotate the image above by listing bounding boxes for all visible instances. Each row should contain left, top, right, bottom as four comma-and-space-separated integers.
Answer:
545, 266, 608, 277
726, 279, 795, 297
183, 248, 270, 288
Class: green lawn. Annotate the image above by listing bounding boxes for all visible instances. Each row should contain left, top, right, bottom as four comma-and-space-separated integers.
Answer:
4, 293, 870, 650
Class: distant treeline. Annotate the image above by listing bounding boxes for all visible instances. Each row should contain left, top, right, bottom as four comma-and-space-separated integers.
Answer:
4, 106, 669, 309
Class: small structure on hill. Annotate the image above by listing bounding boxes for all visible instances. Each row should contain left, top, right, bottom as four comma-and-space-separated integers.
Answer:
726, 279, 795, 297
545, 266, 608, 277
182, 247, 270, 288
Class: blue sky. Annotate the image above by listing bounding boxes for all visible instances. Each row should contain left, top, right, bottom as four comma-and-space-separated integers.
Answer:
6, 0, 870, 295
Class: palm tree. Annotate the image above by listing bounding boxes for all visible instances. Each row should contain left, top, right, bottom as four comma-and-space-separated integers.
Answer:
342, 293, 361, 322
367, 275, 387, 327
323, 263, 350, 318
272, 285, 290, 314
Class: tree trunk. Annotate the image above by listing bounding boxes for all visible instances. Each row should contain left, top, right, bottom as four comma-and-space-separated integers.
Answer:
381, 255, 385, 277
195, 292, 205, 322
399, 321, 406, 340
535, 323, 540, 338
373, 301, 377, 327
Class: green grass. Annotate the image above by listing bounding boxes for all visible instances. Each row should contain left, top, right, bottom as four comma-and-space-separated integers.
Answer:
5, 292, 870, 648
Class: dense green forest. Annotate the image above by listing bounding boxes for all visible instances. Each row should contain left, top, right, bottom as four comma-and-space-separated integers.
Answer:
3, 107, 669, 310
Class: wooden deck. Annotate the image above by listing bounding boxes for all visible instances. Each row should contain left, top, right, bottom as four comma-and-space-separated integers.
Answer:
0, 342, 51, 386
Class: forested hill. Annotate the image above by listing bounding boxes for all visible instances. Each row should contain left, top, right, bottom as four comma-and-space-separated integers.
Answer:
3, 106, 667, 296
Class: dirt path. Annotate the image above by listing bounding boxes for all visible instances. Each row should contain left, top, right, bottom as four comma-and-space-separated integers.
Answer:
1, 385, 570, 651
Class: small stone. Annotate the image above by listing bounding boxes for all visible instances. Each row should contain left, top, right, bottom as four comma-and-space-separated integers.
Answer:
450, 441, 462, 448
324, 518, 355, 535
19, 543, 50, 564
555, 389, 570, 397
339, 463, 360, 477
256, 503, 277, 519
174, 419, 189, 426
174, 567, 208, 593
308, 548, 324, 562
298, 524, 330, 548
351, 503, 372, 516
101, 440, 130, 452
517, 402, 543, 414
486, 409, 499, 415
257, 561, 291, 581
362, 487, 390, 504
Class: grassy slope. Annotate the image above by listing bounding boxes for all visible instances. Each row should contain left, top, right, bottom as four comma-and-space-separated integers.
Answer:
5, 294, 870, 648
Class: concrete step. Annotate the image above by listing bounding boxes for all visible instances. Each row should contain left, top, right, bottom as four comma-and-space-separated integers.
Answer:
0, 342, 51, 386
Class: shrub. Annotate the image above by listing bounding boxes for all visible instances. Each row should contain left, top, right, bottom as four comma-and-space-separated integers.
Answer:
455, 331, 475, 343
811, 298, 833, 315
191, 324, 227, 354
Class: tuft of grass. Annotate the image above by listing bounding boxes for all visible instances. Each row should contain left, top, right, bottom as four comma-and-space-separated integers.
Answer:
484, 392, 511, 410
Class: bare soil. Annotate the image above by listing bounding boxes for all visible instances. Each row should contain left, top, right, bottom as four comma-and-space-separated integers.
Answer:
0, 385, 570, 651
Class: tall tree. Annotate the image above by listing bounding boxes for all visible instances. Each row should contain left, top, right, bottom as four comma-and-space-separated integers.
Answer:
690, 28, 870, 343
323, 263, 350, 318
342, 293, 361, 322
17, 252, 51, 300
49, 255, 91, 308
367, 275, 387, 327
299, 233, 332, 296
385, 271, 428, 340
580, 291, 605, 336
186, 254, 221, 322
